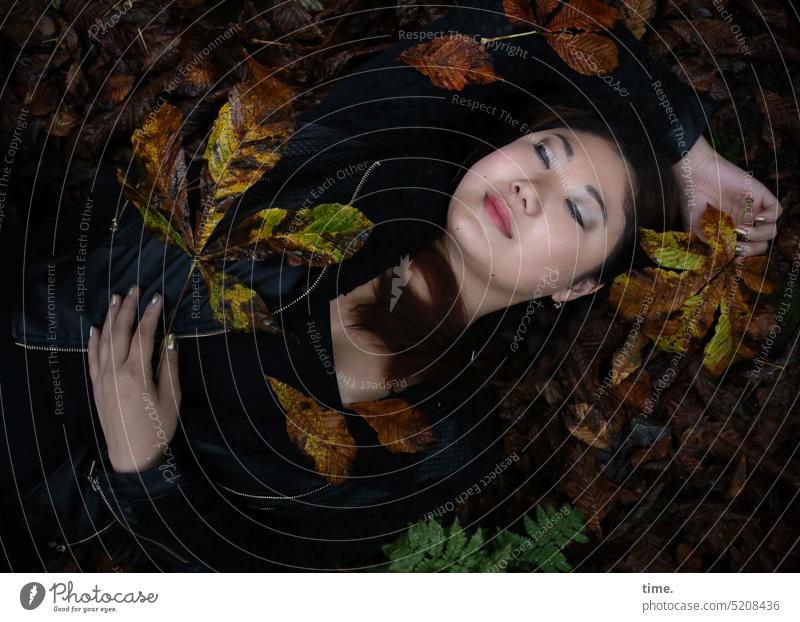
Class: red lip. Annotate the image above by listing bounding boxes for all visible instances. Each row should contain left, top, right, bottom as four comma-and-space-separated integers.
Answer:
483, 193, 512, 238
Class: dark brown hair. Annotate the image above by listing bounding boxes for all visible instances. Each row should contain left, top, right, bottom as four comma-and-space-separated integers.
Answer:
346, 98, 680, 394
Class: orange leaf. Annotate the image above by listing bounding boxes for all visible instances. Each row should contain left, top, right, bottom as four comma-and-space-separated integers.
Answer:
267, 376, 357, 485
549, 0, 619, 33
347, 397, 436, 453
546, 31, 618, 76
503, 0, 539, 26
737, 255, 777, 294
397, 35, 502, 91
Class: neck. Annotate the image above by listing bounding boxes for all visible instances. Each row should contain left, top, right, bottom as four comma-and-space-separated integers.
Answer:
427, 234, 510, 326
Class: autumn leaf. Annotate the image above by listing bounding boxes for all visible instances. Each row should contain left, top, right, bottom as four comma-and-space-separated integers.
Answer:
621, 0, 657, 40
564, 402, 612, 449
123, 101, 195, 251
502, 0, 540, 27
199, 263, 281, 333
346, 397, 436, 453
203, 202, 374, 266
118, 98, 374, 336
548, 0, 618, 32
203, 75, 296, 203
397, 34, 502, 91
609, 327, 650, 385
609, 204, 777, 377
546, 31, 619, 76
267, 376, 357, 485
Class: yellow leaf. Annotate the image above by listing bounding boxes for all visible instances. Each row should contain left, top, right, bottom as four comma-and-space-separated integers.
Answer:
204, 76, 295, 201
203, 203, 374, 265
198, 262, 280, 333
124, 102, 194, 251
267, 376, 356, 485
639, 228, 709, 272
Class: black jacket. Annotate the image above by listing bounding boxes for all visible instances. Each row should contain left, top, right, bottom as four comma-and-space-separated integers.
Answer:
11, 0, 715, 571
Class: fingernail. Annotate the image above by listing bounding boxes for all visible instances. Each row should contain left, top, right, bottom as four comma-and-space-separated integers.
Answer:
166, 333, 176, 351
110, 293, 120, 306
735, 245, 746, 255
754, 216, 767, 223
734, 227, 749, 236
89, 326, 94, 338
128, 284, 137, 296
150, 292, 161, 305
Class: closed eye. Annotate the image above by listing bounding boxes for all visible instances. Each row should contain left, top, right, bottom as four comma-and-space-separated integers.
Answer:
534, 141, 550, 168
565, 198, 584, 229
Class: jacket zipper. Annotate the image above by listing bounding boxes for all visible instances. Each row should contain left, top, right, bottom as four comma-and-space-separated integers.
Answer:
14, 160, 382, 354
84, 459, 190, 565
215, 481, 331, 510
48, 519, 119, 553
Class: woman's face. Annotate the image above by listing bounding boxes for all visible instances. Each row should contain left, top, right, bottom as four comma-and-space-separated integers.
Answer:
444, 127, 630, 309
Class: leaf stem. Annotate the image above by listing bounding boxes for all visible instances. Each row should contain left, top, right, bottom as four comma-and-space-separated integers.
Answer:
156, 257, 198, 376
480, 28, 550, 45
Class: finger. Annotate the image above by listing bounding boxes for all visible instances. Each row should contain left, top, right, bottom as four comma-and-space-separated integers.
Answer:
157, 334, 181, 408
735, 221, 779, 242
110, 285, 140, 366
99, 293, 121, 370
88, 325, 100, 383
129, 292, 163, 376
735, 240, 768, 258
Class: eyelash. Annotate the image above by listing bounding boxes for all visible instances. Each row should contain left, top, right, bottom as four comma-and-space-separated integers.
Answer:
533, 140, 585, 230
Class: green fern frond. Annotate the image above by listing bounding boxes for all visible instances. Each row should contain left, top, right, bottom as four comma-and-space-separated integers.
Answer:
382, 503, 590, 572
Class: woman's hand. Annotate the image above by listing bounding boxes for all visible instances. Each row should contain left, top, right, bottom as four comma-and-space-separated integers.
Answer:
88, 285, 181, 473
674, 135, 783, 257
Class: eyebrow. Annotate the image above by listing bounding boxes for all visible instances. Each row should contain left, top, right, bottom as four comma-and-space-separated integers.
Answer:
585, 184, 608, 225
548, 132, 608, 227
554, 132, 574, 160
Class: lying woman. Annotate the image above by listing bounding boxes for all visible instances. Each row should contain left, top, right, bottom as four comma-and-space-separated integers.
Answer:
2, 0, 782, 571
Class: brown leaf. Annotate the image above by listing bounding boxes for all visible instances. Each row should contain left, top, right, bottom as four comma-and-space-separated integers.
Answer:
563, 402, 612, 450
546, 31, 618, 76
267, 376, 357, 485
347, 397, 436, 453
502, 0, 539, 27
397, 35, 502, 91
621, 0, 656, 39
610, 328, 650, 385
549, 0, 619, 33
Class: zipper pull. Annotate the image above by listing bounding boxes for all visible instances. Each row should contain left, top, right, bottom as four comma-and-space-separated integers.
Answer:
86, 459, 101, 491
48, 541, 67, 553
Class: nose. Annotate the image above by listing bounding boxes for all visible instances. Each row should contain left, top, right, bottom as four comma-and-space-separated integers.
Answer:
511, 179, 541, 216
